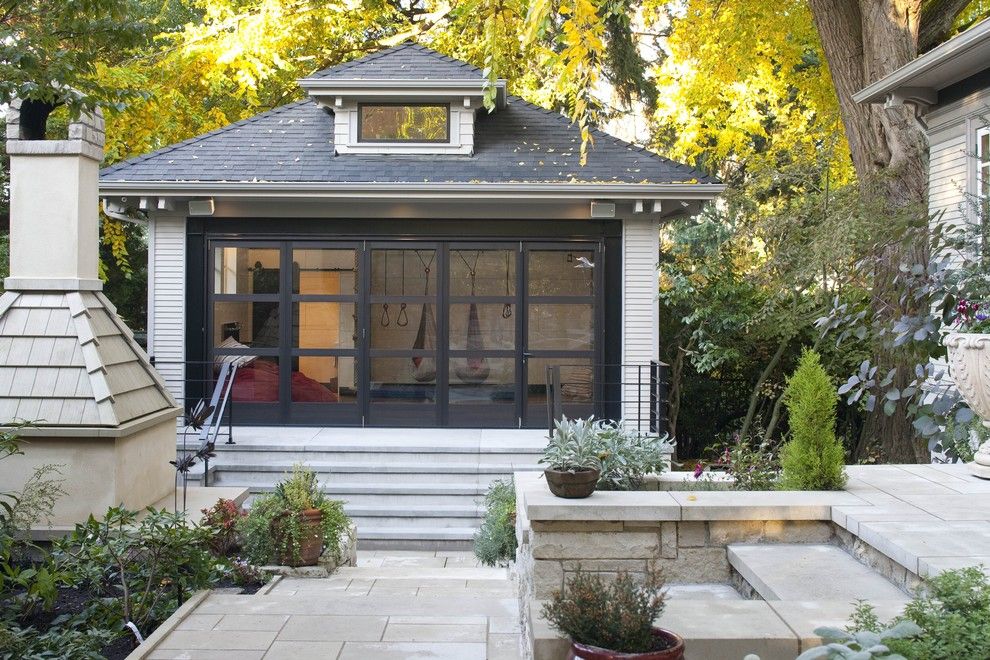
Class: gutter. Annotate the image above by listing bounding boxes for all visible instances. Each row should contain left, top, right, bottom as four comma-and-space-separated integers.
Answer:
99, 181, 726, 201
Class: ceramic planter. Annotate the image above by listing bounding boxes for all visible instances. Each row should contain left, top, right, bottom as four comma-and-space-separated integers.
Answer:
277, 508, 324, 567
545, 467, 600, 498
569, 628, 685, 660
944, 332, 990, 478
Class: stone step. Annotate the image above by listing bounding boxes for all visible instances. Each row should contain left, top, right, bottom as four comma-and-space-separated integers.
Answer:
336, 565, 508, 581
351, 515, 483, 530
185, 445, 545, 466
727, 544, 908, 601
207, 461, 534, 486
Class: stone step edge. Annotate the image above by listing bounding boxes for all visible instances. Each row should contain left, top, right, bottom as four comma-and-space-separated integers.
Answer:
204, 462, 542, 474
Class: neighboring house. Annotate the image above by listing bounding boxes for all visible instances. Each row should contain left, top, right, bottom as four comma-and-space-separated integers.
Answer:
99, 43, 723, 431
855, 19, 989, 261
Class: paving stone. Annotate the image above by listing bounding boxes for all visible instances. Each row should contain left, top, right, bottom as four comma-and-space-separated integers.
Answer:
670, 490, 866, 521
381, 622, 487, 642
157, 630, 278, 651
831, 503, 937, 535
149, 651, 266, 660
488, 633, 524, 659
766, 601, 908, 652
856, 520, 990, 574
262, 640, 344, 659
213, 614, 288, 631
665, 583, 743, 600
657, 599, 799, 660
728, 544, 906, 601
276, 615, 387, 641
337, 641, 487, 659
917, 555, 990, 577
175, 614, 222, 631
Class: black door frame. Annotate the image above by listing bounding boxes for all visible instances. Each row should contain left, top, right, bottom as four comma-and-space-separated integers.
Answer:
188, 219, 622, 427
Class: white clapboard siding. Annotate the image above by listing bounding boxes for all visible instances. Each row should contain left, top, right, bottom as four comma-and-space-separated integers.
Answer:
149, 212, 186, 402
621, 216, 660, 431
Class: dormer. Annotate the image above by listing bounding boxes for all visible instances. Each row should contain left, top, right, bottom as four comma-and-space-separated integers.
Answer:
298, 43, 506, 156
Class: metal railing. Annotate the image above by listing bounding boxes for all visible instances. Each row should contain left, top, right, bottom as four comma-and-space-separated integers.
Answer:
545, 361, 669, 437
153, 358, 237, 487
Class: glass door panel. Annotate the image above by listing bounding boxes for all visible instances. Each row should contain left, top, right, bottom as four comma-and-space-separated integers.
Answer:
522, 244, 599, 428
447, 247, 517, 427
288, 245, 361, 424
369, 246, 440, 426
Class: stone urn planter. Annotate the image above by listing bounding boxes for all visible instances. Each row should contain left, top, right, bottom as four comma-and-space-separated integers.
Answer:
569, 629, 685, 660
545, 467, 600, 498
944, 332, 990, 478
276, 508, 324, 567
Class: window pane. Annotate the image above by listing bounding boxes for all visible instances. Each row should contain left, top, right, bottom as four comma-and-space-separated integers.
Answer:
528, 303, 593, 350
214, 301, 279, 348
450, 249, 516, 296
370, 357, 437, 401
449, 303, 514, 350
359, 104, 448, 142
214, 247, 280, 294
293, 356, 357, 403
449, 357, 515, 404
370, 303, 436, 350
528, 250, 594, 296
294, 302, 356, 349
980, 130, 989, 163
371, 249, 436, 296
293, 249, 358, 295
231, 357, 279, 402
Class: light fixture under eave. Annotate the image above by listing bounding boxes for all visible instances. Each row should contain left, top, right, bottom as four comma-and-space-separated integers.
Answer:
188, 198, 215, 216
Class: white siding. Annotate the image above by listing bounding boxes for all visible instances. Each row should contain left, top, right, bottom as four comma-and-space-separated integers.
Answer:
148, 212, 186, 402
621, 216, 660, 431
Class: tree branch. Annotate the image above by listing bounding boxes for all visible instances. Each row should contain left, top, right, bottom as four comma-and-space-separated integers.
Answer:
918, 0, 973, 52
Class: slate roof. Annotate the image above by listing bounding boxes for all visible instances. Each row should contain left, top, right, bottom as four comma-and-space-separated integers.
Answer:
0, 290, 177, 427
100, 45, 715, 186
310, 42, 482, 80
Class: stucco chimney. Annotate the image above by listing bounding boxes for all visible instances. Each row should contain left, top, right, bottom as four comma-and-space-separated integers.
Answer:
0, 100, 181, 526
4, 99, 105, 290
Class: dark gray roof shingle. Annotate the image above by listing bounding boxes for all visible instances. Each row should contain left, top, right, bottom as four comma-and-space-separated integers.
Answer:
100, 45, 716, 185
310, 42, 482, 80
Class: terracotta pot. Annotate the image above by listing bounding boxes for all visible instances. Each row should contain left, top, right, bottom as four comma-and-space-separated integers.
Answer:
545, 467, 600, 498
569, 628, 685, 660
277, 508, 324, 567
944, 332, 990, 477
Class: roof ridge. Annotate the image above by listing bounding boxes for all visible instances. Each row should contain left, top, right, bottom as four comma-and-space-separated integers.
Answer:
309, 41, 481, 79
101, 99, 314, 177
504, 95, 713, 181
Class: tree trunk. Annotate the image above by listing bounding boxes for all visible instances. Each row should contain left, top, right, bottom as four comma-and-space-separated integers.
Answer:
807, 0, 951, 463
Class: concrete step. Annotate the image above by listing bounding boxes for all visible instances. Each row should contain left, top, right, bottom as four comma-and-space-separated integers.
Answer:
727, 544, 908, 601
336, 565, 508, 581
347, 503, 482, 530
194, 445, 545, 466
206, 461, 534, 486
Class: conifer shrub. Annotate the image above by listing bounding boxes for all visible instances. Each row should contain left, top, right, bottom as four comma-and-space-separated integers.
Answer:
779, 349, 847, 490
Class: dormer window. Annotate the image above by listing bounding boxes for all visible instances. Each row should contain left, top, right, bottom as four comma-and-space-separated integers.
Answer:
358, 104, 449, 143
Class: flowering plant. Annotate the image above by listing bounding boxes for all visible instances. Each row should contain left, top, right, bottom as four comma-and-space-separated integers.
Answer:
953, 299, 990, 333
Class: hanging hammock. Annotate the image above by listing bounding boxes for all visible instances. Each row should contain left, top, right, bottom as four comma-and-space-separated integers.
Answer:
455, 302, 491, 383
411, 302, 437, 382
411, 250, 438, 383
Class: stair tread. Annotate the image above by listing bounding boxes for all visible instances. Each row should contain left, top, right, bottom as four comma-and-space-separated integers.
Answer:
727, 544, 908, 601
358, 527, 478, 540
208, 461, 540, 473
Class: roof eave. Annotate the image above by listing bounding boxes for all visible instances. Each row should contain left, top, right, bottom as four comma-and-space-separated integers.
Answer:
854, 18, 990, 105
298, 78, 509, 108
99, 180, 726, 201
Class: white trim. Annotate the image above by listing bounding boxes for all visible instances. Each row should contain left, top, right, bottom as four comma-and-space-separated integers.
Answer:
100, 181, 726, 201
854, 18, 990, 105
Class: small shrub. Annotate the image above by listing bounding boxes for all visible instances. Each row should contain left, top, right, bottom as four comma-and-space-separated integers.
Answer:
200, 498, 244, 557
886, 566, 990, 659
473, 478, 516, 567
239, 465, 349, 566
709, 429, 779, 491
541, 417, 603, 472
779, 349, 847, 490
543, 417, 672, 490
541, 565, 667, 654
53, 507, 215, 641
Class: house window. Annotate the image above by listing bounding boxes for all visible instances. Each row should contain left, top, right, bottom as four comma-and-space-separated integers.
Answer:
358, 104, 449, 142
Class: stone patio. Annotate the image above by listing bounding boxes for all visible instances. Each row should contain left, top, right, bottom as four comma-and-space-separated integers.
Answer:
132, 551, 525, 659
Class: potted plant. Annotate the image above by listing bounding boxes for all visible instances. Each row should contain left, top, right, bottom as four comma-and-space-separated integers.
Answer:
541, 417, 603, 498
541, 565, 684, 660
239, 465, 350, 567
943, 299, 990, 478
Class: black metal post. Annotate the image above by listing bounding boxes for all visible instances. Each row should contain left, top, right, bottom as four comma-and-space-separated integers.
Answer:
650, 361, 658, 435
546, 365, 562, 437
